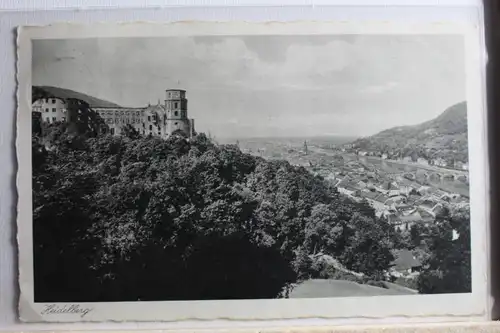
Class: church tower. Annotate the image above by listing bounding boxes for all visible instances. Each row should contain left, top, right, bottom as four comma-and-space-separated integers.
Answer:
165, 89, 194, 138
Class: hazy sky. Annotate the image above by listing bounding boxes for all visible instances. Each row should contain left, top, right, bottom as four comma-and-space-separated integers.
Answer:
32, 35, 465, 138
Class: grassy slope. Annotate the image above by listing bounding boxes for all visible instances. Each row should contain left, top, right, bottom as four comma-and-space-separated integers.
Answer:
289, 279, 417, 298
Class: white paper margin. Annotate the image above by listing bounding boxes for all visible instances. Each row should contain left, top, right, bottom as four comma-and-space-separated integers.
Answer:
16, 20, 491, 324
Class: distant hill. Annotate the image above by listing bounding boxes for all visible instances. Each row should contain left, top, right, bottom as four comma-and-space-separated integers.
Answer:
349, 102, 468, 164
33, 86, 122, 108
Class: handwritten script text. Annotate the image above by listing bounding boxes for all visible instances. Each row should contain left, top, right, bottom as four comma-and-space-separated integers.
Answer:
41, 304, 93, 318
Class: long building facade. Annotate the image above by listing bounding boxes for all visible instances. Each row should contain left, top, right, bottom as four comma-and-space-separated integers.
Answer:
32, 89, 195, 139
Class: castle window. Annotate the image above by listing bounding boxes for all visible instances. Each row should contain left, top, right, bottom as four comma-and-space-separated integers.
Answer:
174, 111, 178, 117
52, 108, 56, 112
52, 117, 56, 122
174, 122, 178, 126
148, 116, 151, 121
174, 102, 179, 109
149, 125, 152, 130
158, 132, 161, 136
45, 108, 49, 112
52, 99, 56, 104
111, 128, 115, 135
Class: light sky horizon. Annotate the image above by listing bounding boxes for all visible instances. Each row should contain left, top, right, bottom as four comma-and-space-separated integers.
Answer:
32, 35, 466, 138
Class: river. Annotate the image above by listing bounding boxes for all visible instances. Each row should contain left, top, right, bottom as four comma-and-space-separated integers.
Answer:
353, 155, 469, 197
309, 147, 469, 197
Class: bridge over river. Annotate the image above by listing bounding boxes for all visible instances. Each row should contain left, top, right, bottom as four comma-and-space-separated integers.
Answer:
355, 156, 468, 182
355, 156, 469, 182
308, 147, 470, 197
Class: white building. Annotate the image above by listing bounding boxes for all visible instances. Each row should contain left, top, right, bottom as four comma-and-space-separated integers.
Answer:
32, 89, 195, 139
32, 97, 68, 124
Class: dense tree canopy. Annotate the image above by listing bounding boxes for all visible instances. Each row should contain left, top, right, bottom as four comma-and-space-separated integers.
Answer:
34, 123, 403, 301
417, 207, 471, 294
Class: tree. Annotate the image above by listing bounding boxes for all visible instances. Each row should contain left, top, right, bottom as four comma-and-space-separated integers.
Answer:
171, 128, 189, 139
33, 122, 402, 301
417, 208, 471, 294
409, 224, 423, 248
303, 203, 342, 255
338, 212, 395, 277
182, 233, 296, 300
121, 124, 141, 139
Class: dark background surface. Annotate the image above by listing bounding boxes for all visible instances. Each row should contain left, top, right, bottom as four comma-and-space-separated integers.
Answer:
484, 0, 498, 320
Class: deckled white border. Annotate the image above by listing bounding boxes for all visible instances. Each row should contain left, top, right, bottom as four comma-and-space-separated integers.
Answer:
16, 21, 490, 324
0, 0, 483, 11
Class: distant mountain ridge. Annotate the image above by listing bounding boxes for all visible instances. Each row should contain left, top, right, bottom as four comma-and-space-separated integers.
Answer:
33, 86, 122, 108
349, 102, 468, 164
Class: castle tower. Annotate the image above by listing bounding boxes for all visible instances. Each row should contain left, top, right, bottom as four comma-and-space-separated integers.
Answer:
165, 89, 193, 138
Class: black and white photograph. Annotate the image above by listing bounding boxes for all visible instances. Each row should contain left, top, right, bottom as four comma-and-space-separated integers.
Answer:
16, 22, 489, 323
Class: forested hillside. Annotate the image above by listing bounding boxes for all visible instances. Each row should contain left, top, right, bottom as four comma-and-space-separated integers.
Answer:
351, 102, 468, 164
32, 122, 471, 301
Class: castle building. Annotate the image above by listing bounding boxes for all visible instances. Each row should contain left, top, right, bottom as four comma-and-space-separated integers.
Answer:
32, 97, 68, 123
32, 89, 195, 138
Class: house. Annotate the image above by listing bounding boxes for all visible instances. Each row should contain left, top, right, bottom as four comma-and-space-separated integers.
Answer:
416, 197, 443, 217
398, 184, 412, 196
389, 195, 407, 204
356, 180, 367, 189
404, 173, 416, 181
390, 249, 422, 275
382, 181, 399, 191
439, 192, 460, 202
403, 156, 413, 163
360, 190, 379, 201
338, 181, 362, 197
390, 208, 428, 231
431, 204, 444, 216
433, 158, 448, 167
417, 157, 429, 166
416, 208, 435, 222
428, 187, 447, 197
374, 193, 390, 204
417, 186, 430, 196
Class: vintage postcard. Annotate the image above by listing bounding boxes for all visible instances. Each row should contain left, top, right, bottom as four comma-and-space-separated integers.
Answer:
16, 21, 490, 324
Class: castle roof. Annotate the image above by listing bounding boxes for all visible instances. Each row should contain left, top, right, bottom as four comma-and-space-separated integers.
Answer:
165, 89, 186, 92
